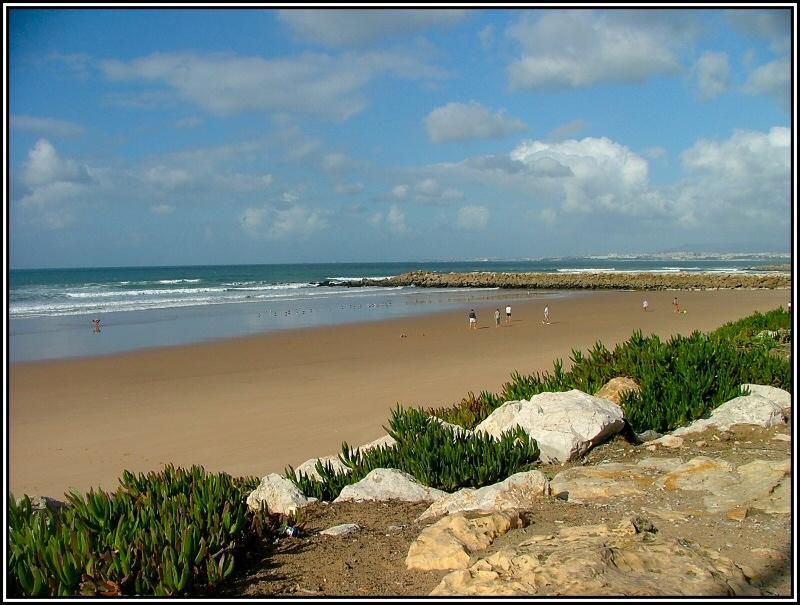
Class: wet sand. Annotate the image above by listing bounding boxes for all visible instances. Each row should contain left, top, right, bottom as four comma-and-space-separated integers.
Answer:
9, 288, 789, 498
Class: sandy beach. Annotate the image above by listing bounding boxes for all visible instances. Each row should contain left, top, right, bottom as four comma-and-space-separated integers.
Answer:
9, 288, 789, 499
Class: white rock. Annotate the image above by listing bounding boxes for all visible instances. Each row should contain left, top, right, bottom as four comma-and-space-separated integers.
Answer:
672, 395, 786, 436
334, 468, 446, 503
246, 473, 317, 515
475, 390, 626, 463
418, 471, 550, 521
652, 435, 684, 448
358, 434, 397, 452
320, 523, 361, 536
740, 384, 791, 412
294, 455, 350, 480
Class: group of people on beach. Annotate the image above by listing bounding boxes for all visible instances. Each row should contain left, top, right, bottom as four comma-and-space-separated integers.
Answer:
469, 304, 550, 330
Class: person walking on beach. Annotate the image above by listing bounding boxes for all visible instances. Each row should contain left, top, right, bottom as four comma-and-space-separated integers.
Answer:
92, 318, 101, 333
495, 308, 501, 327
543, 305, 550, 325
673, 297, 680, 313
468, 309, 477, 330
505, 305, 512, 324
642, 299, 649, 312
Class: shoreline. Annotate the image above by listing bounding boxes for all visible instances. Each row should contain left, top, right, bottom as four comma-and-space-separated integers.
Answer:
9, 288, 789, 499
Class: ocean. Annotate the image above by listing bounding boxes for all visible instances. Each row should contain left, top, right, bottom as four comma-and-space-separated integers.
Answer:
9, 257, 787, 362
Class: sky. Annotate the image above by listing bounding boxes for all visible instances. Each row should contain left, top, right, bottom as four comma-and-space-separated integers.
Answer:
6, 6, 795, 269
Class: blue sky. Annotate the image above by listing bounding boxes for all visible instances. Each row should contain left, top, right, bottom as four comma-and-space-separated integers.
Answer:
8, 7, 793, 268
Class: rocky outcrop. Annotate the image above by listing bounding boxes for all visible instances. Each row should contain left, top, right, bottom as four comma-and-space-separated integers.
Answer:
406, 512, 524, 571
475, 390, 625, 463
325, 270, 790, 291
672, 395, 786, 436
294, 455, 350, 480
430, 517, 758, 596
247, 474, 317, 515
740, 384, 791, 413
550, 463, 658, 502
333, 469, 446, 504
418, 471, 549, 521
594, 377, 641, 405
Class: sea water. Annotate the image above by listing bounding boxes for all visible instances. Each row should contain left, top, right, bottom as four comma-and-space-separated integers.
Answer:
9, 257, 786, 362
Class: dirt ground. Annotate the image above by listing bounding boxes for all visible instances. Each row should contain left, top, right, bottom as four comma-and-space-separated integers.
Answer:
219, 417, 792, 598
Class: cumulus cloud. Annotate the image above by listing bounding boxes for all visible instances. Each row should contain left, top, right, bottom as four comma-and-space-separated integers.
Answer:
22, 139, 89, 188
694, 51, 730, 100
510, 137, 652, 214
278, 9, 468, 47
241, 205, 328, 240
100, 50, 444, 121
12, 115, 85, 138
456, 205, 490, 231
743, 57, 790, 110
506, 10, 687, 91
425, 101, 527, 143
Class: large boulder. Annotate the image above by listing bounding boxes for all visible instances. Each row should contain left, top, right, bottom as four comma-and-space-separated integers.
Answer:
246, 474, 317, 515
418, 471, 550, 521
703, 459, 791, 516
740, 384, 791, 413
430, 517, 758, 596
333, 468, 446, 504
672, 395, 786, 436
406, 512, 524, 571
594, 377, 641, 405
475, 390, 626, 463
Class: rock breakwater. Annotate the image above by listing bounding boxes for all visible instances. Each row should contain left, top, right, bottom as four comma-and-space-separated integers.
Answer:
324, 271, 790, 291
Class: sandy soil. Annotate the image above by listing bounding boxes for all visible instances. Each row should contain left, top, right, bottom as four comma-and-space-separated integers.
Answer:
9, 288, 789, 499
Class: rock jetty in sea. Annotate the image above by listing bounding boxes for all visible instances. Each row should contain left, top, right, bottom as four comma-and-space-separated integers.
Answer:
321, 270, 790, 291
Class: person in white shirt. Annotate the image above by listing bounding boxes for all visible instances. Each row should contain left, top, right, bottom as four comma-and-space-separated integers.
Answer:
505, 305, 512, 324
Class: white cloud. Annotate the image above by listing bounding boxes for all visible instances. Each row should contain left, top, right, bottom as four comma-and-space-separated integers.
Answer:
386, 204, 407, 234
510, 137, 652, 214
22, 139, 88, 187
694, 51, 730, 100
414, 178, 463, 204
507, 10, 686, 91
456, 205, 490, 231
12, 115, 85, 137
425, 102, 527, 143
727, 8, 791, 53
100, 50, 444, 121
743, 57, 790, 110
392, 184, 408, 199
241, 205, 328, 240
143, 165, 192, 190
278, 9, 468, 47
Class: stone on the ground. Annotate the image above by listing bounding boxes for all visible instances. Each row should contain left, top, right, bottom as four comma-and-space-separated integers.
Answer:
418, 471, 549, 521
635, 430, 663, 443
246, 474, 317, 515
652, 435, 684, 448
406, 511, 524, 571
333, 468, 446, 504
636, 457, 683, 472
550, 463, 657, 502
475, 390, 625, 463
657, 457, 739, 493
294, 455, 350, 480
672, 395, 786, 436
594, 377, 641, 405
430, 517, 758, 596
320, 523, 361, 537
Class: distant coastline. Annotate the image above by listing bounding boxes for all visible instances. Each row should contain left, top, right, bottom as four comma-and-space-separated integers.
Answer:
325, 270, 791, 291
